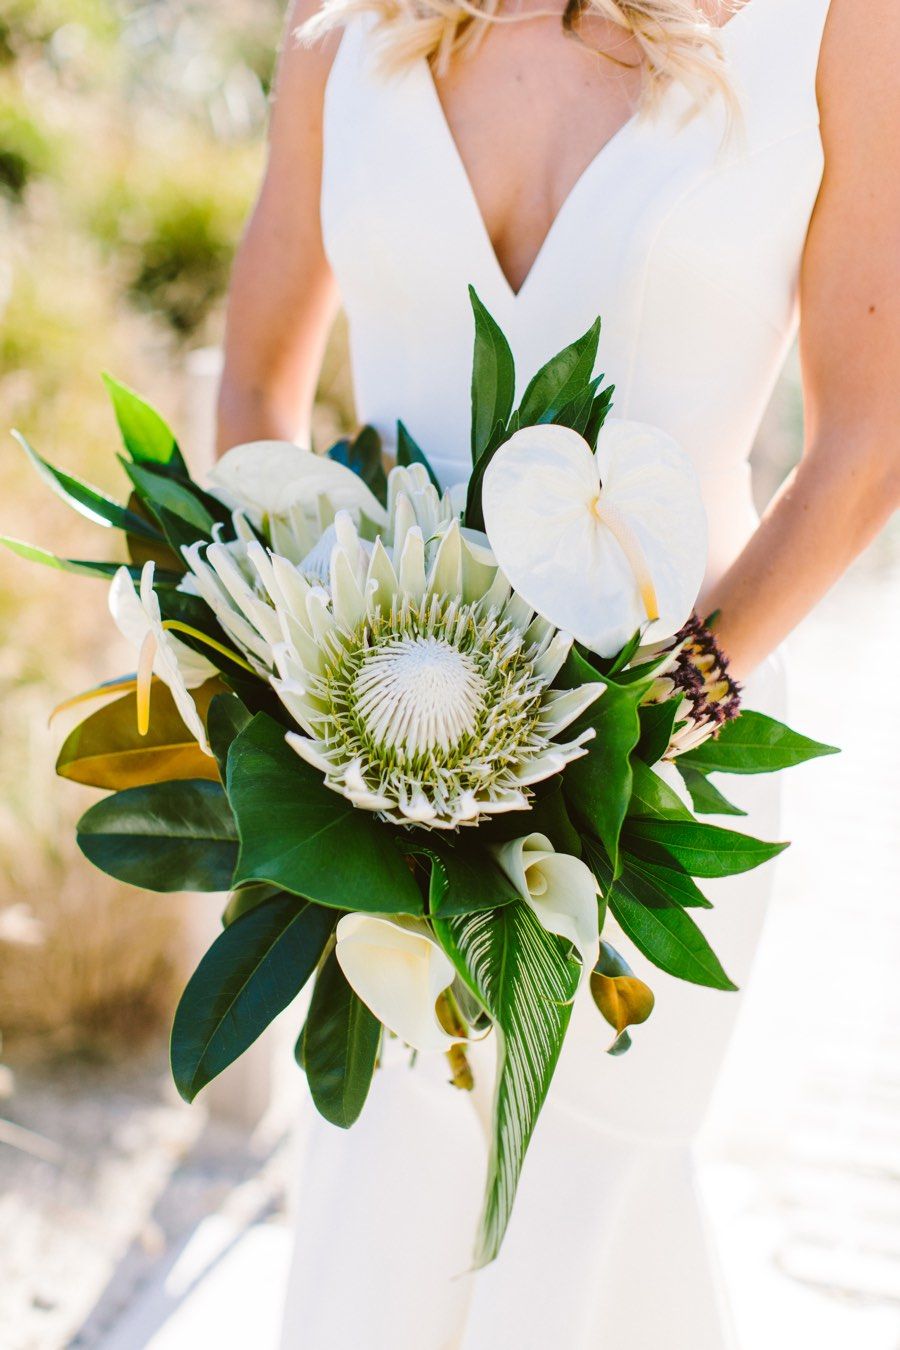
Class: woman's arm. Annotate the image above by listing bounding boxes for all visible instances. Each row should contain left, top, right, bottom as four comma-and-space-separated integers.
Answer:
704, 0, 900, 681
215, 0, 340, 455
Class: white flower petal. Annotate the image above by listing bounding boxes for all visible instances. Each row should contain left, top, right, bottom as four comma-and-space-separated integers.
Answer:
482, 421, 707, 658
335, 914, 456, 1052
492, 833, 600, 973
209, 441, 388, 527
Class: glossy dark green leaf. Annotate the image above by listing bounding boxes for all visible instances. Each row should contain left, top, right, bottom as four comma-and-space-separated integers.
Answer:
434, 902, 580, 1265
77, 779, 237, 891
625, 818, 788, 878
516, 316, 601, 427
583, 384, 615, 450
469, 286, 516, 465
559, 649, 649, 875
406, 837, 520, 918
102, 372, 187, 473
0, 536, 181, 585
13, 431, 163, 542
171, 893, 335, 1101
301, 949, 381, 1128
636, 699, 681, 765
227, 714, 423, 914
222, 882, 280, 927
676, 763, 747, 816
628, 759, 694, 821
396, 420, 442, 491
587, 840, 734, 990
680, 710, 839, 775
121, 458, 216, 537
478, 781, 583, 856
327, 424, 388, 507
207, 692, 253, 781
622, 853, 712, 909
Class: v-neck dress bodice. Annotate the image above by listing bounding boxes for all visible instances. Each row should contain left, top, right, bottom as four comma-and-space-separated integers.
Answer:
321, 0, 832, 590
280, 8, 834, 1349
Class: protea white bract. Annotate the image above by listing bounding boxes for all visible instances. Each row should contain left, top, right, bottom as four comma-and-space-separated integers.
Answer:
183, 477, 603, 829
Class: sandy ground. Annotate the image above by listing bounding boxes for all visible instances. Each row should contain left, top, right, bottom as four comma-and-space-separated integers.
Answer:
1, 539, 898, 1350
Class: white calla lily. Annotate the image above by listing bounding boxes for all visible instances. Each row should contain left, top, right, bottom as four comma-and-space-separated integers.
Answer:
481, 420, 708, 657
492, 832, 600, 974
109, 562, 216, 753
335, 914, 458, 1052
208, 440, 388, 531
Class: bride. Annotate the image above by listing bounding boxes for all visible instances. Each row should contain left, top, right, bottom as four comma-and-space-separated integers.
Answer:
216, 0, 898, 1345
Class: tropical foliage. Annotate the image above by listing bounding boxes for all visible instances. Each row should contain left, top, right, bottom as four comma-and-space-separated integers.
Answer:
3, 291, 837, 1263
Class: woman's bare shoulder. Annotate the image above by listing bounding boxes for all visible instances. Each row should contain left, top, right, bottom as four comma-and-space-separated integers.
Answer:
272, 0, 345, 113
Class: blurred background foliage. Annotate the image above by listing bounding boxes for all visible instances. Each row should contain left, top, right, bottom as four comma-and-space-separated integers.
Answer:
0, 0, 290, 1053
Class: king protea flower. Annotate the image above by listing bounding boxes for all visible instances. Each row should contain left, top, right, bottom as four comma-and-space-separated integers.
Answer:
481, 420, 708, 657
183, 475, 603, 828
643, 614, 742, 756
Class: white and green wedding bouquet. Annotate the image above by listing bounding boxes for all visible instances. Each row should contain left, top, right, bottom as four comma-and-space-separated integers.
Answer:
4, 289, 836, 1263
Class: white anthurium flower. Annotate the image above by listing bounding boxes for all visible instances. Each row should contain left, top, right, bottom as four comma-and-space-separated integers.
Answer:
109, 562, 216, 753
185, 486, 603, 828
491, 832, 601, 974
481, 420, 708, 658
208, 441, 388, 551
335, 914, 457, 1052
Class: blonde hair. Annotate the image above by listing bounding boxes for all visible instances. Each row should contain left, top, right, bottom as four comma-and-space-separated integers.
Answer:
301, 0, 737, 117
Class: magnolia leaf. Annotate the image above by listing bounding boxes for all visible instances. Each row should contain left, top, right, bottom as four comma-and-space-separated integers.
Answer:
171, 893, 335, 1102
13, 431, 163, 542
625, 818, 788, 878
469, 286, 515, 465
680, 710, 839, 775
676, 763, 747, 817
222, 882, 280, 927
515, 316, 602, 427
206, 692, 253, 781
586, 840, 734, 990
77, 779, 237, 892
227, 713, 423, 914
396, 420, 442, 491
434, 902, 580, 1266
327, 425, 388, 507
590, 940, 655, 1054
301, 949, 382, 1129
57, 680, 222, 789
102, 373, 187, 472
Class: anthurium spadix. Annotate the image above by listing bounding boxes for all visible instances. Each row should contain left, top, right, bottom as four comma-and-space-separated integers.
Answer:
335, 914, 458, 1052
491, 833, 601, 974
109, 562, 216, 752
481, 421, 708, 657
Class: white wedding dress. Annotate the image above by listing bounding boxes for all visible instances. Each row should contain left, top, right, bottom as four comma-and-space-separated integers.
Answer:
280, 2, 834, 1345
